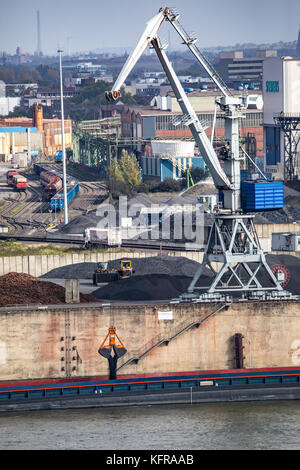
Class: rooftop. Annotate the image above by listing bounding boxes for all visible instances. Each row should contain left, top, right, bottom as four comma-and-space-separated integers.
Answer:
121, 103, 263, 117
167, 89, 262, 98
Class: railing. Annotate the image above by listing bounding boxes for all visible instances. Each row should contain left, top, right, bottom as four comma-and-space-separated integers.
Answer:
116, 303, 228, 371
274, 113, 300, 119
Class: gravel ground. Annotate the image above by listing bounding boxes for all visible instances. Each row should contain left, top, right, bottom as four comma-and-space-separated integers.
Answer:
57, 192, 200, 235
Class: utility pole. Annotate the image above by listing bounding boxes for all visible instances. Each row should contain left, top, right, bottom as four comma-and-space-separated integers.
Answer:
58, 49, 68, 224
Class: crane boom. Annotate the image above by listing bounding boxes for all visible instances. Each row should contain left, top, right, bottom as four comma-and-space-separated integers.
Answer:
163, 8, 232, 99
151, 37, 231, 190
105, 10, 165, 101
106, 10, 231, 190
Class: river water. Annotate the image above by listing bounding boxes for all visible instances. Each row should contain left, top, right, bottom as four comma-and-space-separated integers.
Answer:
0, 400, 300, 450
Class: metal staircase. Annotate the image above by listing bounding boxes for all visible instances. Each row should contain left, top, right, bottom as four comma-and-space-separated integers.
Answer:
116, 303, 229, 372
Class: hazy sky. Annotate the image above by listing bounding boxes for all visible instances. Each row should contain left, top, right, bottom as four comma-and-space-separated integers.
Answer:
1, 0, 300, 55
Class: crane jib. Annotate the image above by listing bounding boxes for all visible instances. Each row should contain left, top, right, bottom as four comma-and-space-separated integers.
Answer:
105, 8, 233, 194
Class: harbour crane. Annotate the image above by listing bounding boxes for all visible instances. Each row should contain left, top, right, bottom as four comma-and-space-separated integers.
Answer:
106, 7, 293, 302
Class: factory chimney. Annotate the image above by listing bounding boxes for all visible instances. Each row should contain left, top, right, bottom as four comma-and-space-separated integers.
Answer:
32, 103, 43, 132
36, 10, 42, 56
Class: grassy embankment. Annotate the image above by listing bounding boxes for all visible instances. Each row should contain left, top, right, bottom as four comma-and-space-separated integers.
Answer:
0, 239, 128, 257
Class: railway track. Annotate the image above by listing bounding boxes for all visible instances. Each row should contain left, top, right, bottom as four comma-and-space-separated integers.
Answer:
2, 168, 108, 234
74, 182, 108, 211
0, 232, 197, 251
0, 180, 52, 231
0, 190, 27, 218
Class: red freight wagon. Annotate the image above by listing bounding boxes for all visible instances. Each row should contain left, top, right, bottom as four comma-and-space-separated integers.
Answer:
12, 175, 27, 191
7, 170, 19, 185
40, 171, 62, 198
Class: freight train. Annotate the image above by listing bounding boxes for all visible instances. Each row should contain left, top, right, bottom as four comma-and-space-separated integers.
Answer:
55, 151, 63, 163
6, 170, 27, 191
34, 163, 79, 210
40, 171, 63, 200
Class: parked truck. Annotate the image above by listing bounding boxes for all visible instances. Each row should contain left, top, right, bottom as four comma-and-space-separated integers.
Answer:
84, 227, 122, 248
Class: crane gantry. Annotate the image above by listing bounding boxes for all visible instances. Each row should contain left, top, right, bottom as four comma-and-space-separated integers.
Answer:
106, 7, 294, 302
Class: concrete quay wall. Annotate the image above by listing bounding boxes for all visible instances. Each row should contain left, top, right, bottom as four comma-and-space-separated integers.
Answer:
1, 300, 300, 382
0, 248, 299, 278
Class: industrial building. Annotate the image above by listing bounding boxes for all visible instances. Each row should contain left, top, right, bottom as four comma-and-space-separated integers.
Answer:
0, 103, 72, 160
214, 50, 277, 86
22, 87, 79, 108
262, 56, 300, 180
120, 92, 264, 158
142, 139, 205, 180
0, 97, 21, 116
0, 79, 21, 116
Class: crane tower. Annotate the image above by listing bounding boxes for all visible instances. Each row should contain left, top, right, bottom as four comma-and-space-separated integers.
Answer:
106, 7, 295, 302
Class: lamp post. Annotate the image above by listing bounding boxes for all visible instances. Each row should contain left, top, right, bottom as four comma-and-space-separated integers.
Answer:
58, 48, 68, 224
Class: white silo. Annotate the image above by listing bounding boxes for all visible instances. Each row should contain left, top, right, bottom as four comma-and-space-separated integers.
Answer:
151, 140, 195, 157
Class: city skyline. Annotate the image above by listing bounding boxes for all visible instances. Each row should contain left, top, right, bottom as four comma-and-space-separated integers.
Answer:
1, 0, 300, 56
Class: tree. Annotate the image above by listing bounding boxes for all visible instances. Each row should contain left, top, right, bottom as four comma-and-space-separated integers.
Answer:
152, 178, 181, 193
31, 69, 42, 83
108, 157, 125, 183
18, 69, 34, 83
119, 150, 141, 190
5, 106, 31, 118
107, 157, 128, 199
0, 69, 15, 83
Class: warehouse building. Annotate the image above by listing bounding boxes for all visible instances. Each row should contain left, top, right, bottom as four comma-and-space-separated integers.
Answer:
0, 126, 42, 164
262, 56, 300, 179
0, 103, 72, 160
120, 88, 264, 159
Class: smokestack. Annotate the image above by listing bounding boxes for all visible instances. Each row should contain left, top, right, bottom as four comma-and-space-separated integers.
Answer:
36, 10, 41, 56
33, 103, 43, 132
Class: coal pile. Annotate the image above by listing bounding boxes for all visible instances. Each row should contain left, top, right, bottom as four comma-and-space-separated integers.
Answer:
265, 253, 300, 295
92, 257, 214, 301
42, 262, 97, 280
56, 192, 200, 236
58, 210, 103, 235
92, 274, 194, 301
107, 256, 208, 278
42, 256, 209, 280
41, 253, 300, 301
92, 253, 300, 301
0, 272, 99, 307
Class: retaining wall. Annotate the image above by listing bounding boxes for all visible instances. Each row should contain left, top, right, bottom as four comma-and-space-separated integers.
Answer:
0, 250, 206, 278
0, 248, 299, 278
1, 300, 300, 382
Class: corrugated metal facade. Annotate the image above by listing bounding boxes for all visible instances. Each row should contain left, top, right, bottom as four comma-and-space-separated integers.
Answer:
142, 156, 205, 181
241, 180, 284, 211
265, 126, 281, 166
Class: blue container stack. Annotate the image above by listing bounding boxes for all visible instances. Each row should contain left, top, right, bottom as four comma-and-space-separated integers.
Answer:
50, 183, 79, 210
241, 180, 284, 211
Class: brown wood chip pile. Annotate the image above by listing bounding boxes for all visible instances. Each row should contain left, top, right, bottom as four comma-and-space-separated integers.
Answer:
0, 272, 99, 307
